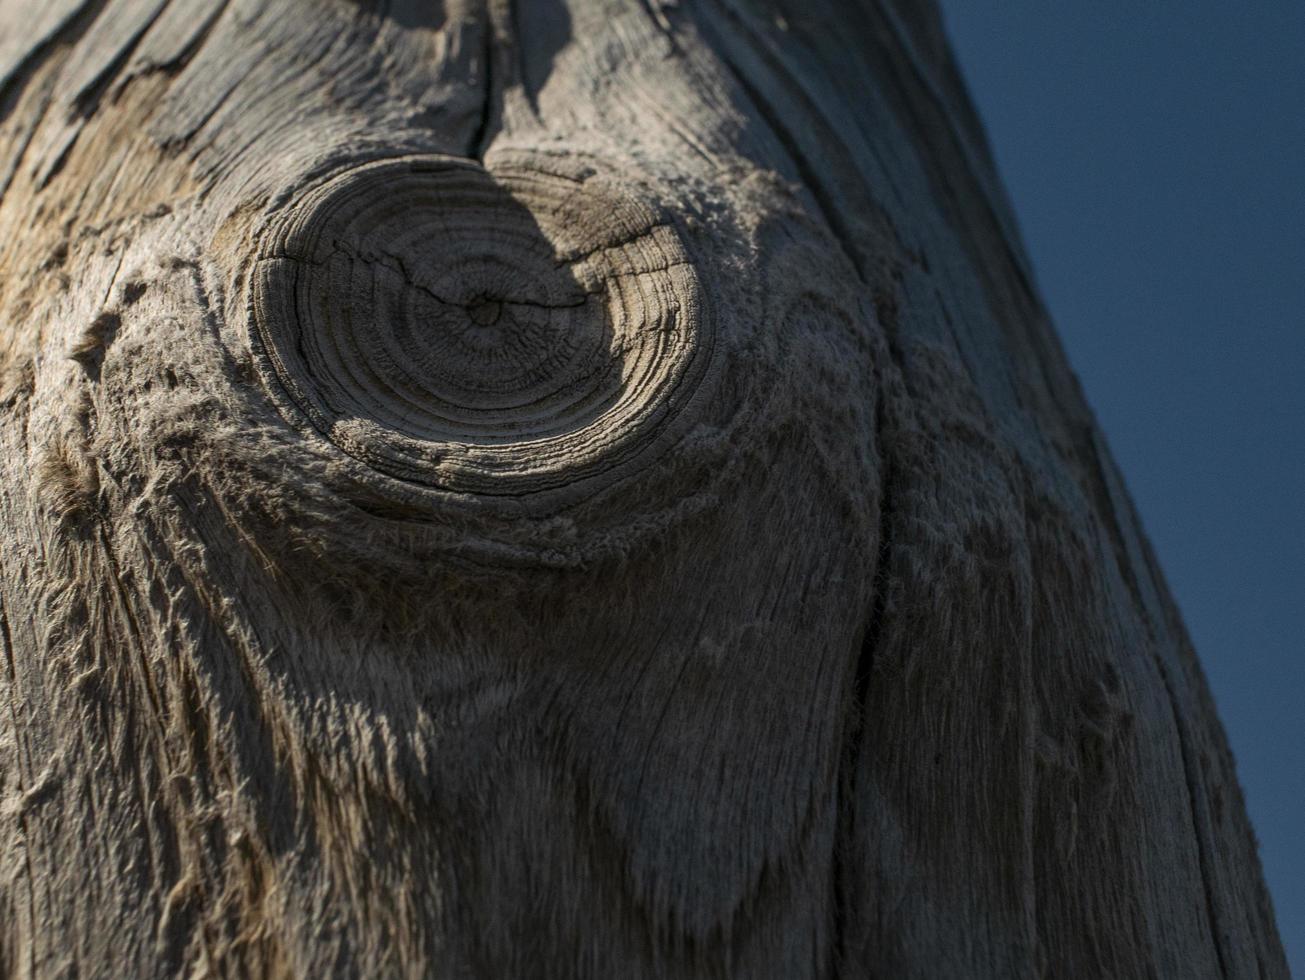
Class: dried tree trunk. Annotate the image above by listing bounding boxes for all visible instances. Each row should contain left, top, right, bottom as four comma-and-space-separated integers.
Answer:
0, 0, 1286, 977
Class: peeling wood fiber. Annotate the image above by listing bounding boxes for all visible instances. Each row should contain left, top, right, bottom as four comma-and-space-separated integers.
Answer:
0, 0, 1287, 977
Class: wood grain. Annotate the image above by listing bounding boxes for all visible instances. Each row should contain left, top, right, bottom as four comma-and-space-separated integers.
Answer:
0, 0, 1286, 976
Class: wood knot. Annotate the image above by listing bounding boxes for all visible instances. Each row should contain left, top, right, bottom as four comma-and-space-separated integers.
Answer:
248, 154, 715, 505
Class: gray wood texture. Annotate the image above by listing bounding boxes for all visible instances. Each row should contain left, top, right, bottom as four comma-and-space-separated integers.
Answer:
0, 0, 1287, 976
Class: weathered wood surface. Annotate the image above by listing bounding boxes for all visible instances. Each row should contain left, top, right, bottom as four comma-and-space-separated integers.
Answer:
0, 0, 1286, 976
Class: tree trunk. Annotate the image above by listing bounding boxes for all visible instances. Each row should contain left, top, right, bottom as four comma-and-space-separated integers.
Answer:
0, 0, 1286, 976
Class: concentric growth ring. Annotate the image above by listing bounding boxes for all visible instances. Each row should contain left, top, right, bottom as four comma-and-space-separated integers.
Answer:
249, 154, 712, 501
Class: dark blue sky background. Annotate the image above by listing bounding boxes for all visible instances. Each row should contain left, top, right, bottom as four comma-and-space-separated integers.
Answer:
938, 3, 1303, 970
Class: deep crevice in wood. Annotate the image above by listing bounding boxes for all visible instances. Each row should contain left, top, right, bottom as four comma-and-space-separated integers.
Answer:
832, 388, 899, 974
1156, 656, 1232, 979
467, 17, 495, 162
69, 0, 168, 117
126, 0, 231, 85
0, 0, 105, 118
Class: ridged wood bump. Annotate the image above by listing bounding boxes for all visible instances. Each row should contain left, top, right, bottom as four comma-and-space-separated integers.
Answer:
249, 154, 715, 504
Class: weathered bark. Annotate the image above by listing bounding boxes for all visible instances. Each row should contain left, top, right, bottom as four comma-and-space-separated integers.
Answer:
0, 0, 1285, 976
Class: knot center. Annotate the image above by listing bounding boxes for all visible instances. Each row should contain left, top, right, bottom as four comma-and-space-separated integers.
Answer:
467, 296, 502, 327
